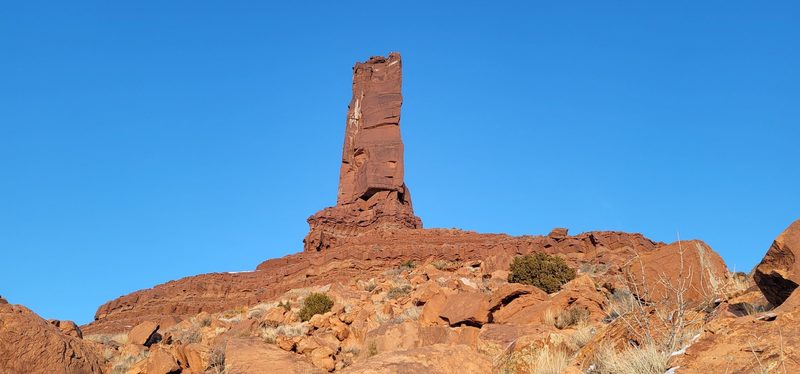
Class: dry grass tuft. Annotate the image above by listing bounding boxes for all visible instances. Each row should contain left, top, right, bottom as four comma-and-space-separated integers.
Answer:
431, 259, 462, 271
592, 343, 670, 374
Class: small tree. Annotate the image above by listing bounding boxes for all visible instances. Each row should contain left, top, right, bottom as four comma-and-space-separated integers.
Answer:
298, 293, 334, 322
508, 253, 576, 293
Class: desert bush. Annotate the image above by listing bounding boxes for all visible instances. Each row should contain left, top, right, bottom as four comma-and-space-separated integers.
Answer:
605, 289, 639, 321
387, 285, 411, 299
278, 300, 291, 311
208, 345, 226, 374
508, 253, 576, 293
361, 279, 377, 292
367, 341, 378, 357
431, 259, 462, 271
399, 260, 416, 269
298, 292, 334, 322
174, 328, 202, 344
554, 307, 590, 329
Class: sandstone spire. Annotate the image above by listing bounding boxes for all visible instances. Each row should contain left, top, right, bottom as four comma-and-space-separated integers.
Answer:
304, 52, 422, 252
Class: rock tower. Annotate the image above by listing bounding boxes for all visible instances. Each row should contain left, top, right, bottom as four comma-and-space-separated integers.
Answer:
304, 52, 422, 252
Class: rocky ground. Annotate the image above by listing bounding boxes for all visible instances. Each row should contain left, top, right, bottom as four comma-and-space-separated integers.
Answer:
2, 221, 799, 373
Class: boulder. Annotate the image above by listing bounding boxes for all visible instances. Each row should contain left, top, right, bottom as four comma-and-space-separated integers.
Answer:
225, 337, 317, 374
549, 227, 569, 239
48, 319, 83, 339
0, 302, 103, 373
145, 346, 180, 374
673, 308, 800, 372
310, 346, 336, 372
438, 292, 490, 327
184, 343, 208, 372
626, 240, 728, 306
128, 321, 160, 346
754, 219, 800, 307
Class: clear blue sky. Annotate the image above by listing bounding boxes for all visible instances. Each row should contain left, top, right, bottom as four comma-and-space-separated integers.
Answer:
1, 1, 798, 324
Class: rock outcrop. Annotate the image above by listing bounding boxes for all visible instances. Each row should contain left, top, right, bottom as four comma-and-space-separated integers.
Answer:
86, 229, 661, 334
754, 219, 800, 307
304, 52, 422, 252
0, 301, 103, 374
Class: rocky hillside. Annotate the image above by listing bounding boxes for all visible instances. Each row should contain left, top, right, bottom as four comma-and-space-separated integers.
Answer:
2, 53, 799, 373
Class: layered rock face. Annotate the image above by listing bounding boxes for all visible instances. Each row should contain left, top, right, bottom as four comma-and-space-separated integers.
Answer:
304, 53, 421, 252
754, 219, 800, 307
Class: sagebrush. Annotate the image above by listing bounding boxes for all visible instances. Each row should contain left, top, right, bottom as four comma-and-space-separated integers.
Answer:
508, 253, 576, 293
298, 292, 334, 322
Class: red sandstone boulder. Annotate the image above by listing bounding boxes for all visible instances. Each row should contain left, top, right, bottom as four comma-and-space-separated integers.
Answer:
0, 302, 103, 374
626, 239, 728, 306
48, 319, 83, 339
145, 346, 180, 374
438, 292, 491, 327
549, 227, 569, 239
754, 219, 800, 307
225, 337, 318, 373
128, 320, 160, 346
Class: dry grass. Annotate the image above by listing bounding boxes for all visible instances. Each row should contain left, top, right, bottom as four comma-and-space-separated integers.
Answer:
84, 333, 128, 345
494, 345, 572, 374
569, 325, 595, 349
543, 307, 590, 329
387, 285, 412, 299
604, 289, 639, 321
261, 323, 308, 343
592, 343, 670, 374
531, 347, 571, 374
360, 278, 377, 292
208, 344, 227, 374
431, 259, 462, 271
109, 350, 148, 374
555, 307, 590, 329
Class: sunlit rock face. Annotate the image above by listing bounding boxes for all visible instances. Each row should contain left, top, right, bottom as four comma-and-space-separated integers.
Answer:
304, 52, 421, 252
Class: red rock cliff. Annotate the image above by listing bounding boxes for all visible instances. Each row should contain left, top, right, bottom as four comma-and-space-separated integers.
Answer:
304, 52, 422, 252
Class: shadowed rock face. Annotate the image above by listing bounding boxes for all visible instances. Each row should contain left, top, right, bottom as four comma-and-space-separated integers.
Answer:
754, 219, 800, 307
304, 52, 421, 252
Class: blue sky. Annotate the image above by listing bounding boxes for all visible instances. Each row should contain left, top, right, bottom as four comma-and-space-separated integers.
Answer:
1, 1, 798, 324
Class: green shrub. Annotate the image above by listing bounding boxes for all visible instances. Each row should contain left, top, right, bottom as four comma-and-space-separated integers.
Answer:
508, 253, 576, 293
298, 293, 334, 322
399, 260, 416, 269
